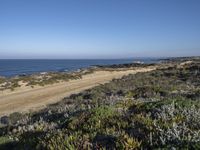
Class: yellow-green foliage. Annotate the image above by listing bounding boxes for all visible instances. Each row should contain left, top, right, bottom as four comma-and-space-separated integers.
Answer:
0, 136, 12, 145
117, 133, 141, 149
40, 131, 92, 150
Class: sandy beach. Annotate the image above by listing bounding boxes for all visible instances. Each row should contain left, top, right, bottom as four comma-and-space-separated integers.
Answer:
0, 66, 156, 116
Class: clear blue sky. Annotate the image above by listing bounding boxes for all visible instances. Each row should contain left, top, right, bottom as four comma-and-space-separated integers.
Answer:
0, 0, 200, 59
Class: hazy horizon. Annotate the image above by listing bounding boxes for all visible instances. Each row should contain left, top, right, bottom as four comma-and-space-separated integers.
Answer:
0, 0, 200, 59
0, 56, 197, 60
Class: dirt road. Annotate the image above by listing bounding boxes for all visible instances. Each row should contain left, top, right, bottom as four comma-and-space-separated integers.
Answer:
0, 67, 156, 116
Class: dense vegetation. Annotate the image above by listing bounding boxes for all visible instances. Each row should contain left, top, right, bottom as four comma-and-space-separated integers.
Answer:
0, 58, 199, 149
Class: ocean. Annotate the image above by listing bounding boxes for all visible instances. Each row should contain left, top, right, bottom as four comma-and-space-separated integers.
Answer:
0, 58, 160, 77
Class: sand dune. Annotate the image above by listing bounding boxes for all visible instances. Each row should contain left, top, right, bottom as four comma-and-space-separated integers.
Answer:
0, 66, 156, 116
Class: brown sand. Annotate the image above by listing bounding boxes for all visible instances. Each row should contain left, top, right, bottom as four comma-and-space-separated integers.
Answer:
0, 66, 156, 116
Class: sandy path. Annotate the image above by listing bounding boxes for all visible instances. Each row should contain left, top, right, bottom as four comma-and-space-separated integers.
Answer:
0, 67, 156, 116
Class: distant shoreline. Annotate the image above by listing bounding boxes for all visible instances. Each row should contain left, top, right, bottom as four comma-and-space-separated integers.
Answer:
0, 58, 160, 77
0, 62, 156, 92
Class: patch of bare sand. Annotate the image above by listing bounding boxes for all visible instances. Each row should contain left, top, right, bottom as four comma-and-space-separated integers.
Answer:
0, 66, 156, 116
179, 61, 193, 67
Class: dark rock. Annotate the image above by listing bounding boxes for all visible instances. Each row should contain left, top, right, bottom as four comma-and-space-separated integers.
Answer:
0, 116, 10, 125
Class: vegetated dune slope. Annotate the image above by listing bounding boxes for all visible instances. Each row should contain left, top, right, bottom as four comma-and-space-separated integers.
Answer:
0, 66, 156, 116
